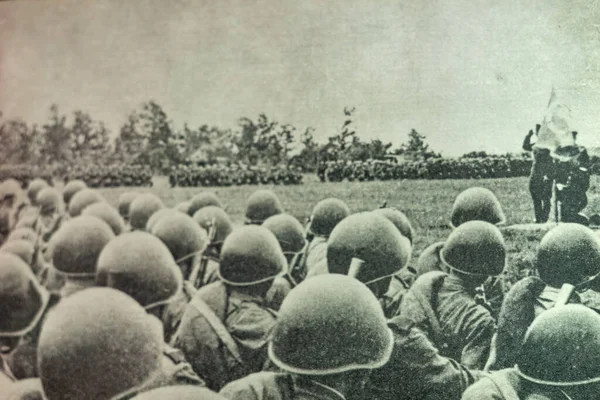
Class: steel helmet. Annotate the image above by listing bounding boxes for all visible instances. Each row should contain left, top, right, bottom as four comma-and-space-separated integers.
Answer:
262, 214, 306, 254
81, 202, 125, 235
27, 179, 48, 205
327, 212, 411, 284
245, 190, 283, 224
0, 253, 49, 337
68, 189, 104, 217
174, 200, 191, 214
62, 179, 87, 206
96, 232, 182, 309
128, 386, 227, 400
4, 378, 44, 400
373, 207, 414, 244
308, 198, 350, 237
36, 187, 62, 215
537, 223, 600, 287
517, 304, 600, 386
145, 209, 178, 232
218, 225, 286, 286
49, 215, 115, 276
440, 220, 506, 276
0, 239, 35, 266
1, 179, 23, 200
150, 213, 208, 264
6, 227, 37, 244
192, 206, 233, 244
269, 274, 394, 374
118, 191, 140, 220
38, 288, 163, 400
128, 193, 164, 230
450, 187, 506, 228
187, 192, 223, 216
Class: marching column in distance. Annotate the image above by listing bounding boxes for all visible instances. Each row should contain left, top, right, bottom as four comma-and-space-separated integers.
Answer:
522, 124, 554, 223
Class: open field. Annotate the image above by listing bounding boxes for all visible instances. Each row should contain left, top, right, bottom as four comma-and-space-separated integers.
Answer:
96, 175, 600, 283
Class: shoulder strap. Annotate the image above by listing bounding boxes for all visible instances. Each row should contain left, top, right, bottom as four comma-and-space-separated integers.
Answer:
189, 294, 244, 365
486, 371, 521, 400
409, 272, 448, 348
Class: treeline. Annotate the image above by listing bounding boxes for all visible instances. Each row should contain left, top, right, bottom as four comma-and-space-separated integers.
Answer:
0, 103, 445, 174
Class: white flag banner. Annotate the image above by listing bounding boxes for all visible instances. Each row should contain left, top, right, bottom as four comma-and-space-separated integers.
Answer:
534, 88, 574, 150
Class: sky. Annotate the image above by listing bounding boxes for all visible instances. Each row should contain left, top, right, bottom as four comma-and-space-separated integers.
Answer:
1, 0, 600, 156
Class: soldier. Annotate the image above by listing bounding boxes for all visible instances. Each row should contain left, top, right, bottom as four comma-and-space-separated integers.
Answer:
172, 225, 285, 391
522, 125, 553, 223
303, 198, 350, 279
399, 221, 504, 370
174, 200, 192, 214
553, 131, 590, 224
117, 191, 140, 224
128, 193, 165, 230
0, 179, 28, 241
146, 209, 178, 232
0, 253, 50, 388
0, 239, 36, 272
61, 179, 87, 208
25, 179, 48, 207
191, 206, 234, 287
37, 288, 165, 400
95, 231, 206, 389
50, 215, 114, 297
81, 202, 125, 235
462, 305, 600, 399
245, 189, 284, 225
35, 187, 65, 244
219, 275, 394, 400
489, 223, 600, 371
261, 213, 307, 310
187, 192, 224, 217
150, 213, 209, 343
326, 212, 412, 318
67, 188, 104, 218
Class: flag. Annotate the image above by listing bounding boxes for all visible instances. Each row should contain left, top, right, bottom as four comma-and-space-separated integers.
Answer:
534, 87, 574, 151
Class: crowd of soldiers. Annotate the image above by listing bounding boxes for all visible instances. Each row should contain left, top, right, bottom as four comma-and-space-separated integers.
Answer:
64, 165, 153, 188
169, 165, 303, 187
317, 157, 534, 182
2, 175, 600, 399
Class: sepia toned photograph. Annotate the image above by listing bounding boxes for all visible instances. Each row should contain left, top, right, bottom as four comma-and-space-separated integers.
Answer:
1, 0, 600, 398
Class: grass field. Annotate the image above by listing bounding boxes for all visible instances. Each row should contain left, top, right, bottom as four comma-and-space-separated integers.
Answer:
96, 175, 600, 283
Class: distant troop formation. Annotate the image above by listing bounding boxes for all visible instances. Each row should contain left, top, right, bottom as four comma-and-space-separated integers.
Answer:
2, 175, 600, 400
318, 157, 533, 182
170, 165, 303, 187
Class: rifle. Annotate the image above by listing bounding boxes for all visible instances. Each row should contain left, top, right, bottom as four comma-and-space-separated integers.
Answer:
189, 217, 217, 289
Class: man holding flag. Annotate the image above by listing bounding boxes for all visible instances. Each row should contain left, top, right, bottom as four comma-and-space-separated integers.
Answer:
522, 123, 553, 223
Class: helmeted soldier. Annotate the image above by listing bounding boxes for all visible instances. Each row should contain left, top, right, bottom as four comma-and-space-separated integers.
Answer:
67, 188, 104, 218
95, 232, 205, 389
35, 187, 64, 244
0, 179, 28, 241
61, 179, 87, 207
172, 225, 285, 391
220, 274, 393, 400
191, 206, 234, 287
261, 214, 307, 310
188, 192, 224, 217
26, 179, 48, 207
399, 221, 504, 370
117, 191, 140, 224
128, 193, 165, 231
174, 200, 191, 214
522, 125, 554, 223
463, 305, 600, 399
489, 223, 600, 371
81, 202, 125, 235
6, 227, 37, 245
0, 239, 35, 271
0, 253, 50, 387
326, 212, 412, 318
150, 213, 209, 343
38, 288, 165, 400
245, 190, 283, 225
145, 209, 178, 232
303, 198, 350, 279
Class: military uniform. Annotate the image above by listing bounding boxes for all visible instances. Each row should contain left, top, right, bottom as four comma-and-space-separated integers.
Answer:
220, 372, 347, 400
161, 281, 197, 344
397, 271, 496, 370
172, 281, 277, 391
553, 145, 590, 223
304, 237, 327, 276
523, 132, 554, 223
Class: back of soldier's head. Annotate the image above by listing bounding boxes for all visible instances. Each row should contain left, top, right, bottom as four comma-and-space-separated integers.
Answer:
128, 193, 164, 231
187, 192, 223, 217
192, 206, 233, 247
151, 213, 208, 271
0, 239, 35, 267
6, 227, 37, 245
308, 198, 350, 238
373, 207, 414, 244
218, 225, 286, 291
62, 179, 87, 206
68, 188, 104, 218
327, 212, 411, 287
117, 191, 140, 221
81, 202, 125, 235
38, 288, 164, 400
536, 224, 600, 288
262, 214, 306, 264
145, 208, 178, 232
245, 189, 283, 225
96, 231, 182, 309
26, 179, 48, 206
450, 187, 506, 228
36, 187, 62, 216
269, 275, 393, 376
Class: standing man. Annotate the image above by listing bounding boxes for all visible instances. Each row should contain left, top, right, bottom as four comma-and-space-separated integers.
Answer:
523, 124, 554, 223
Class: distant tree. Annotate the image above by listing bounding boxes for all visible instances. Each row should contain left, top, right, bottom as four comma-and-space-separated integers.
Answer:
394, 129, 440, 160
69, 111, 112, 163
114, 112, 146, 164
0, 117, 34, 164
40, 105, 72, 168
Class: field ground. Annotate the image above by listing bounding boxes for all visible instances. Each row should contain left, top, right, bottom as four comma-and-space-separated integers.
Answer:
96, 175, 600, 283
